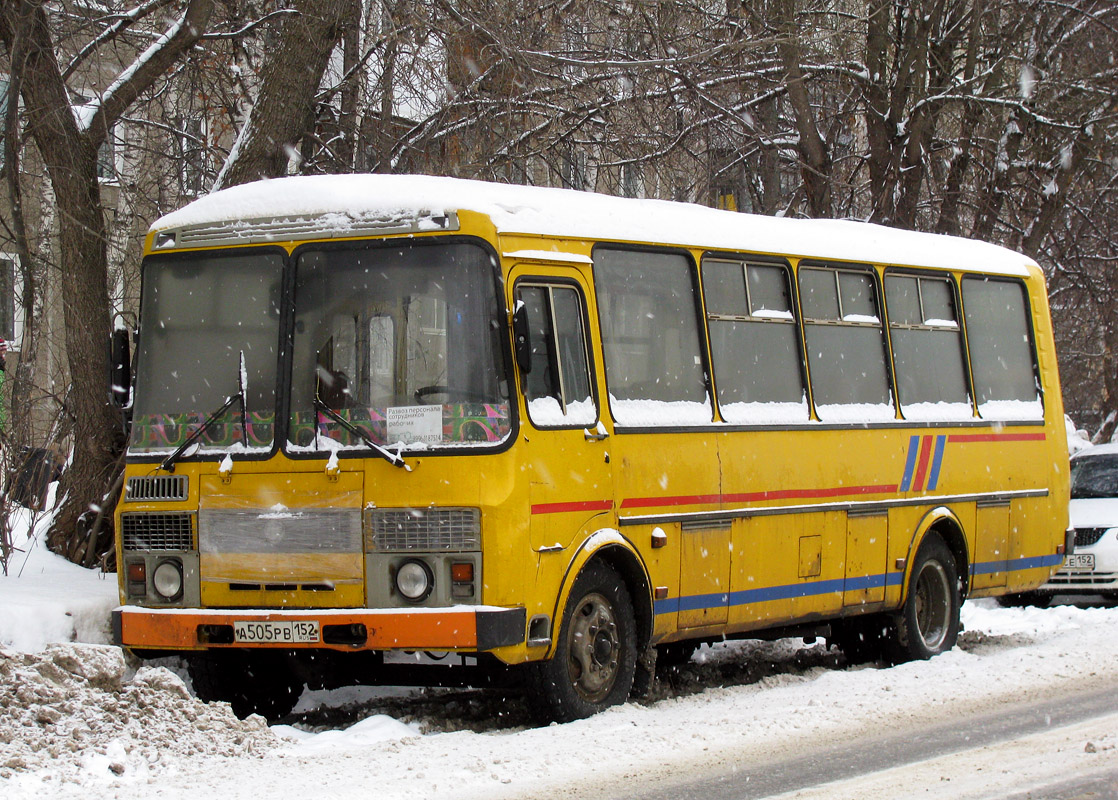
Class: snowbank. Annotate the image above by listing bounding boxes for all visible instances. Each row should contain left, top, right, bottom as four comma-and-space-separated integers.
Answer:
0, 506, 118, 651
0, 644, 276, 786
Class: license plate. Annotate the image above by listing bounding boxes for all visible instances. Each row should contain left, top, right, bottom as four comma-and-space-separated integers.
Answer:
233, 620, 320, 644
1064, 553, 1096, 572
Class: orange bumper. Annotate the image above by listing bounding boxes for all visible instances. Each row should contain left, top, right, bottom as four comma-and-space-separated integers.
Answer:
112, 604, 525, 653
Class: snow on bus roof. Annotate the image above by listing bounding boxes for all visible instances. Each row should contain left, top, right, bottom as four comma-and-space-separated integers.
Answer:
153, 174, 1034, 277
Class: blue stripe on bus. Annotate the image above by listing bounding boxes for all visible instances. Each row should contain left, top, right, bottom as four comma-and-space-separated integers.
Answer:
900, 435, 920, 491
653, 572, 904, 616
676, 592, 729, 612
970, 553, 1063, 575
926, 435, 947, 491
654, 555, 1063, 617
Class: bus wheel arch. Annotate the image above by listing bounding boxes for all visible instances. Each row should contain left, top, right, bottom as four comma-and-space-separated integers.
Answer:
529, 536, 651, 722
909, 508, 971, 600
529, 557, 639, 722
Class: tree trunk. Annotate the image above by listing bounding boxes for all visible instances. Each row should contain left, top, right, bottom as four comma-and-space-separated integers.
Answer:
0, 0, 214, 564
774, 0, 831, 217
216, 0, 351, 188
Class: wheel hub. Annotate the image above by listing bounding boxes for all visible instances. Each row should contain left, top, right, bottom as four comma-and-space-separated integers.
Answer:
567, 592, 620, 703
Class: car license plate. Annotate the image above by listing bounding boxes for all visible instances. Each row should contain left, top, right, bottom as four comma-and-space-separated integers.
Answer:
233, 620, 320, 644
1064, 553, 1095, 572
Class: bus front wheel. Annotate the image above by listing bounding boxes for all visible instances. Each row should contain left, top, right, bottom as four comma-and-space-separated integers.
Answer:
529, 561, 637, 722
887, 533, 961, 663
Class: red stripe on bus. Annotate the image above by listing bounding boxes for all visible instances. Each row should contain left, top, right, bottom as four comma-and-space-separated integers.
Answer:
622, 485, 898, 510
530, 500, 613, 515
947, 433, 1047, 443
721, 485, 898, 503
911, 435, 936, 492
620, 494, 722, 510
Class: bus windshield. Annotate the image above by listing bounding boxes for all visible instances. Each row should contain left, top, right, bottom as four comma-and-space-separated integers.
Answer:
129, 251, 284, 455
288, 240, 511, 452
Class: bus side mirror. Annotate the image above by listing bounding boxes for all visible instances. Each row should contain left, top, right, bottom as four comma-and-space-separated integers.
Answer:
110, 327, 132, 407
512, 302, 532, 375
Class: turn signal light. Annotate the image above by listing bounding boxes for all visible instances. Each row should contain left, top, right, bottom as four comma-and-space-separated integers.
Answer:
126, 559, 147, 598
451, 563, 474, 582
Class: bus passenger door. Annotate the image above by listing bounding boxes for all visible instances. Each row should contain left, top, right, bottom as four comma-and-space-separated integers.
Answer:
844, 509, 888, 606
512, 273, 613, 554
679, 520, 731, 628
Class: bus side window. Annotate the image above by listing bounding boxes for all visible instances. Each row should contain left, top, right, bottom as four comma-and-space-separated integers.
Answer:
961, 277, 1042, 419
884, 274, 972, 420
800, 265, 894, 422
517, 284, 596, 427
594, 248, 711, 426
702, 259, 807, 424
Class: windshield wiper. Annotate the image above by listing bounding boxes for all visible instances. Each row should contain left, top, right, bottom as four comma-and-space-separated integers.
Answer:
313, 393, 411, 471
160, 352, 249, 473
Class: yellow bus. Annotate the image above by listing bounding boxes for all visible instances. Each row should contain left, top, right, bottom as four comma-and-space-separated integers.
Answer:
113, 175, 1071, 722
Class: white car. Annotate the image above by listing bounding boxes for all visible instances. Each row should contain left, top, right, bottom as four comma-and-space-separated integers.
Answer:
1012, 443, 1118, 605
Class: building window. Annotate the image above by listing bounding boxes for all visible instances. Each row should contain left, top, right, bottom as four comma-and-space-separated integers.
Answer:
175, 116, 207, 196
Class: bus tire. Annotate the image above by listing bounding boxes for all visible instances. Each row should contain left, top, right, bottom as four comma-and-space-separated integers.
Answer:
529, 560, 637, 722
188, 651, 303, 721
887, 533, 961, 664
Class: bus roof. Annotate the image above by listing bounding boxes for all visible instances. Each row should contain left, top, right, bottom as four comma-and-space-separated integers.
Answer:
151, 174, 1035, 278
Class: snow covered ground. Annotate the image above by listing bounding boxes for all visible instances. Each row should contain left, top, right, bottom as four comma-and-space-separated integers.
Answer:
2, 508, 1117, 800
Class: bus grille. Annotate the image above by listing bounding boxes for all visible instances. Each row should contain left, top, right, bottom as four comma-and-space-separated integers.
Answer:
121, 512, 195, 551
365, 508, 480, 552
126, 475, 188, 502
1074, 527, 1110, 548
199, 509, 361, 553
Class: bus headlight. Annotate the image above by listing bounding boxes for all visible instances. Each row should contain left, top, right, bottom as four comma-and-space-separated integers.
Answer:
152, 559, 183, 601
396, 559, 433, 601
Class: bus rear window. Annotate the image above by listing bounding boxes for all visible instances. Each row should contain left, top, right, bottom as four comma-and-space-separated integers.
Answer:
961, 277, 1042, 419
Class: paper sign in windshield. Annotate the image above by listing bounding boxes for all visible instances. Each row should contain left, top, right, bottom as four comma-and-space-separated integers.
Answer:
386, 405, 442, 444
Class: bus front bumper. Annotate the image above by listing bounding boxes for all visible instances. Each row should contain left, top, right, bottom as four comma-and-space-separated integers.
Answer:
112, 604, 526, 653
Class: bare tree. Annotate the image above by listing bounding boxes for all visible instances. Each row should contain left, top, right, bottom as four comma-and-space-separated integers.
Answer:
0, 0, 216, 563
215, 0, 352, 188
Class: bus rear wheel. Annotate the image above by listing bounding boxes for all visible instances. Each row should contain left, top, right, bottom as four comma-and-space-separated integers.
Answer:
529, 561, 637, 723
887, 533, 961, 663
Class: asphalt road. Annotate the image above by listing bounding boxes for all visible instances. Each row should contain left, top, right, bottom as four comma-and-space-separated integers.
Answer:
633, 684, 1118, 800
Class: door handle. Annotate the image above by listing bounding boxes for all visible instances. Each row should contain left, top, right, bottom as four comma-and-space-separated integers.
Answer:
584, 422, 609, 442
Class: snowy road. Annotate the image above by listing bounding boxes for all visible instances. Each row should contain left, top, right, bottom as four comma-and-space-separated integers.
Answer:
633, 685, 1118, 800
